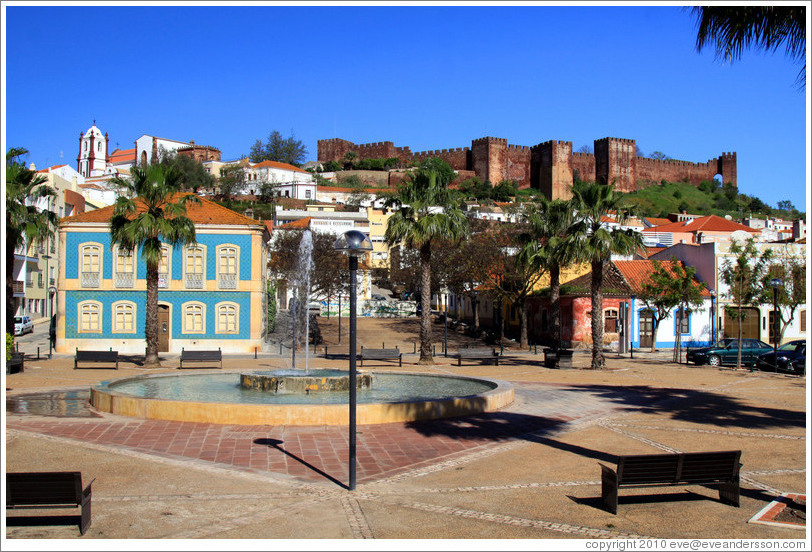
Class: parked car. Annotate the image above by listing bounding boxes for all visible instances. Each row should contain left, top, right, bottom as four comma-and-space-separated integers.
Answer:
756, 340, 806, 372
13, 315, 33, 336
686, 338, 773, 367
371, 294, 388, 301
787, 354, 806, 376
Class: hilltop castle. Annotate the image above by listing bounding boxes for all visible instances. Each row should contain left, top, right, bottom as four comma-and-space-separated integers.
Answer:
318, 136, 736, 199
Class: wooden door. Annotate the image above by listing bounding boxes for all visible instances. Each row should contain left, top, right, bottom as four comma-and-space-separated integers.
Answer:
723, 307, 760, 340
639, 309, 654, 349
158, 305, 170, 352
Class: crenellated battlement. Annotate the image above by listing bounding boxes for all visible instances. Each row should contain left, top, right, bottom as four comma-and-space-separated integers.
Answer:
472, 136, 508, 146
318, 134, 736, 197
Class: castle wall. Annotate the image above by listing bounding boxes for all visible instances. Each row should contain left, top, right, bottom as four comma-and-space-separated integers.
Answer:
318, 135, 737, 199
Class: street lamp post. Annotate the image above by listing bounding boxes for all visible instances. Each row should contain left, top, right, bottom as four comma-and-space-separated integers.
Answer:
770, 278, 782, 372
48, 285, 57, 358
708, 289, 716, 346
334, 230, 373, 491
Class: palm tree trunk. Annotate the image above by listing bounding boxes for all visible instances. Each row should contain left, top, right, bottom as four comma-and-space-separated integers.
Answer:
519, 298, 528, 349
6, 237, 18, 334
418, 242, 433, 364
591, 260, 605, 369
473, 296, 480, 332
145, 262, 160, 367
550, 263, 561, 351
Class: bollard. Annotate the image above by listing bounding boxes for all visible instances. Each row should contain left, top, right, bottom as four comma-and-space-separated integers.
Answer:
279, 342, 283, 355
433, 345, 436, 356
413, 342, 416, 354
37, 347, 40, 360
382, 341, 385, 349
534, 344, 537, 355
254, 347, 257, 359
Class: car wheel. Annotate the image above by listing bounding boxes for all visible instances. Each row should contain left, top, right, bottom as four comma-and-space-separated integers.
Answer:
708, 355, 721, 367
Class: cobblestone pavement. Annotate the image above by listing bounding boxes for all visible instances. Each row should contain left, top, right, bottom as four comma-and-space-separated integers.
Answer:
4, 352, 808, 543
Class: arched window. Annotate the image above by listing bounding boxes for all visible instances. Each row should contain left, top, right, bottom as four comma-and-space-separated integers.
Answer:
80, 244, 102, 288
184, 245, 205, 289
217, 245, 238, 289
112, 301, 136, 333
114, 247, 135, 288
159, 245, 171, 288
604, 308, 619, 333
216, 302, 239, 333
141, 151, 147, 166
675, 307, 690, 335
78, 301, 102, 333
182, 302, 205, 334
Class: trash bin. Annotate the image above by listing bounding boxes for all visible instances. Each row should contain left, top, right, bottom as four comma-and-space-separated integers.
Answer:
557, 349, 573, 369
8, 352, 24, 374
543, 348, 558, 368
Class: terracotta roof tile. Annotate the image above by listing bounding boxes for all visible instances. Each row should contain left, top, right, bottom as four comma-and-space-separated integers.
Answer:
277, 217, 311, 230
644, 217, 672, 227
614, 259, 710, 296
37, 164, 67, 173
562, 263, 631, 297
60, 193, 262, 227
642, 215, 758, 235
253, 160, 309, 173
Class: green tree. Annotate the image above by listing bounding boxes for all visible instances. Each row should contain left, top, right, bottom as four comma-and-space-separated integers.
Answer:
759, 246, 806, 344
491, 180, 518, 202
218, 165, 245, 208
457, 177, 492, 201
720, 239, 774, 369
649, 151, 671, 160
5, 147, 58, 332
520, 196, 579, 351
384, 167, 469, 364
159, 151, 214, 193
638, 259, 706, 359
418, 157, 456, 187
570, 181, 645, 369
109, 165, 200, 367
692, 6, 806, 88
248, 130, 308, 165
343, 151, 358, 170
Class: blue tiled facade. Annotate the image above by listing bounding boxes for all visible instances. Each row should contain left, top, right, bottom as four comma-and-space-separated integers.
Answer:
58, 216, 267, 354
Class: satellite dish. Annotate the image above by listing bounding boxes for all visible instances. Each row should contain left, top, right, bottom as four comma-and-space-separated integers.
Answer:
730, 230, 752, 244
724, 215, 733, 220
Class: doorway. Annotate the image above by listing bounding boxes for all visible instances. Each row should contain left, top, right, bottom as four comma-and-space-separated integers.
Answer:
639, 309, 654, 349
158, 305, 170, 352
723, 307, 760, 340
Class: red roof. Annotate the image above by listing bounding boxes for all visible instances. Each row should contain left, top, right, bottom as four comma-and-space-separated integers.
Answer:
37, 164, 67, 173
61, 193, 263, 227
641, 215, 759, 235
276, 217, 311, 230
614, 260, 710, 297
253, 160, 309, 174
108, 148, 136, 163
645, 217, 672, 227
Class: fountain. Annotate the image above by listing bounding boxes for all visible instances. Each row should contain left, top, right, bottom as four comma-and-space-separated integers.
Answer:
293, 229, 314, 372
89, 370, 513, 426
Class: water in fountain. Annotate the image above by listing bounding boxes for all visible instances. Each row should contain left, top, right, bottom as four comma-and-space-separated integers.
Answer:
294, 229, 314, 373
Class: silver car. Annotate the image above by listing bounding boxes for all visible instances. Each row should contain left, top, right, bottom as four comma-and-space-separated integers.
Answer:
14, 315, 33, 336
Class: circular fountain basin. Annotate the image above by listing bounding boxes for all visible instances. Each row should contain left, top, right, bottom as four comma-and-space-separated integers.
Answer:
90, 370, 514, 426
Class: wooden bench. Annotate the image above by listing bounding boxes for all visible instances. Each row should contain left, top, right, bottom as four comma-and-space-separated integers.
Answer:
456, 347, 500, 366
6, 471, 95, 535
179, 347, 222, 369
600, 450, 742, 514
74, 348, 118, 370
360, 347, 402, 367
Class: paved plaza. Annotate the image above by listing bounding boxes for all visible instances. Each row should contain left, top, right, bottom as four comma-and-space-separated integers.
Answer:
3, 335, 809, 544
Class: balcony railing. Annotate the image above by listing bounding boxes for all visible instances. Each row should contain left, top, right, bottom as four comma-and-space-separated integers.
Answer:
12, 282, 24, 295
116, 272, 134, 288
81, 272, 100, 288
185, 273, 204, 289
50, 277, 55, 286
218, 273, 237, 290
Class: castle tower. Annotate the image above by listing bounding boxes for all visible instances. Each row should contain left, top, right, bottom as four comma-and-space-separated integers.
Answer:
77, 122, 108, 178
594, 137, 636, 192
471, 137, 508, 185
717, 152, 737, 187
531, 140, 573, 200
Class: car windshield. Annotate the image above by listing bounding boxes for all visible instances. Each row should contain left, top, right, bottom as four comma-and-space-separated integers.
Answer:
778, 342, 804, 352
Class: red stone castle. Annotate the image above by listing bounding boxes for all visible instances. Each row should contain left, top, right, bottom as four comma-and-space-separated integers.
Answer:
318, 136, 737, 199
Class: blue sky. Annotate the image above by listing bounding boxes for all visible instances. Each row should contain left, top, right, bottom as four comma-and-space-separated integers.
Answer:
4, 3, 809, 211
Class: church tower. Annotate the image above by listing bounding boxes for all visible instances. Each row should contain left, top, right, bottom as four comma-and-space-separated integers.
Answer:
77, 122, 109, 177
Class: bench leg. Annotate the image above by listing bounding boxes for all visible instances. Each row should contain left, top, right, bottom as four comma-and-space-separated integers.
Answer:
80, 492, 92, 535
601, 469, 619, 514
719, 478, 740, 507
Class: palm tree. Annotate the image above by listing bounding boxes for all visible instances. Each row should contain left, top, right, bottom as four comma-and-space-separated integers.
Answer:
6, 148, 58, 332
109, 164, 200, 367
384, 168, 469, 364
570, 181, 644, 369
520, 196, 579, 352
692, 6, 806, 88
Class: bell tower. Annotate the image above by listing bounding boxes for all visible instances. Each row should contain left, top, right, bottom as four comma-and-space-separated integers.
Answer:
77, 121, 109, 177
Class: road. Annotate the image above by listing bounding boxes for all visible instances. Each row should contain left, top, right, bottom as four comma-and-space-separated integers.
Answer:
12, 318, 54, 358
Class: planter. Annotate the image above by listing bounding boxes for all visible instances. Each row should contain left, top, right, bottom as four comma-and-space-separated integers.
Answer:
543, 348, 574, 369
7, 352, 24, 374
